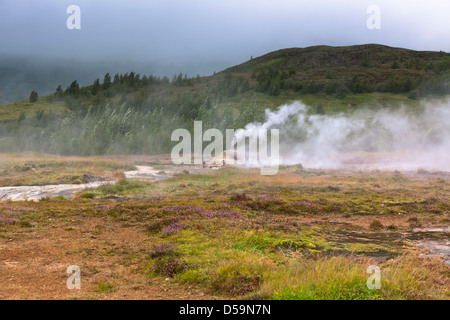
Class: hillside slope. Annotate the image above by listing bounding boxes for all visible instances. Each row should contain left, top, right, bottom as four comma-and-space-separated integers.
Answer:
0, 44, 449, 155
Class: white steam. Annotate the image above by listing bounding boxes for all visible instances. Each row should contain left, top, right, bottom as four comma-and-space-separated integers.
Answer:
235, 101, 450, 171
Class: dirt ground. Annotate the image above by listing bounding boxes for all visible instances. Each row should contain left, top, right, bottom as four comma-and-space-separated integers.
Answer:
0, 215, 219, 300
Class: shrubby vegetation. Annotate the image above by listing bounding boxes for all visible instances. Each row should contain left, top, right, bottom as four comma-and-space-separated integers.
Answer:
252, 60, 450, 97
28, 90, 38, 103
0, 71, 264, 155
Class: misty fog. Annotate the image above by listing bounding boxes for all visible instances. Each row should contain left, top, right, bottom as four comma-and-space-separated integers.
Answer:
234, 100, 450, 171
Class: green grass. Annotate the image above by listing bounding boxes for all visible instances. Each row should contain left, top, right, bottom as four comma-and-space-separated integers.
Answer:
86, 179, 149, 197
251, 58, 287, 71
272, 281, 379, 300
93, 282, 118, 293
0, 98, 68, 120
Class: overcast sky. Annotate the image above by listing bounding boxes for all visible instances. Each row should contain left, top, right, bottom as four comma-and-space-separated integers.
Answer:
1, 0, 450, 71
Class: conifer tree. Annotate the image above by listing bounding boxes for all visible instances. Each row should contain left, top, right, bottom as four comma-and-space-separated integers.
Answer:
29, 90, 38, 103
103, 73, 111, 89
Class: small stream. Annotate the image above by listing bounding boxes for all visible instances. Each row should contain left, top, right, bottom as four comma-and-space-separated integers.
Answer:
0, 181, 114, 202
0, 166, 170, 202
123, 165, 170, 181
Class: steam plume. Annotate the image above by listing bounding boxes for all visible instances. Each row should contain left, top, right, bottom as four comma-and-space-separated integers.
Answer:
235, 101, 450, 171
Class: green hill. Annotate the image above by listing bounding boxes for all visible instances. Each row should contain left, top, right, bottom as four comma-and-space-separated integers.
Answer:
0, 44, 449, 155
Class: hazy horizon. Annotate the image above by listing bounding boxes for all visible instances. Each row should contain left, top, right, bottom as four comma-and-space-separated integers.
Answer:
1, 0, 450, 71
2, 0, 450, 103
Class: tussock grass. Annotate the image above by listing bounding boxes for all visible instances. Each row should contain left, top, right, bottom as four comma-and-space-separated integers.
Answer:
380, 254, 450, 299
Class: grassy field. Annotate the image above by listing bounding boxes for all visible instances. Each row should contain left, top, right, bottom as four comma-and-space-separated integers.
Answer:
0, 97, 68, 121
0, 156, 448, 300
0, 153, 134, 187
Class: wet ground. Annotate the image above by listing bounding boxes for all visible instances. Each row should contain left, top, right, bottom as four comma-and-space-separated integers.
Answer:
410, 227, 450, 266
326, 225, 450, 266
0, 166, 171, 202
0, 181, 114, 201
124, 165, 173, 181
